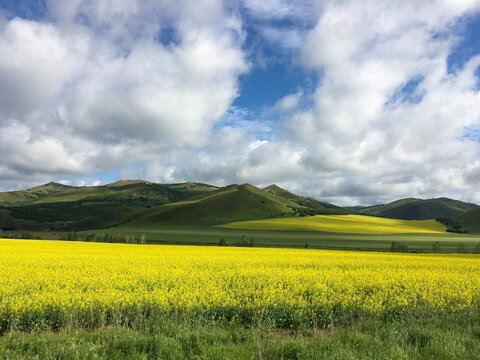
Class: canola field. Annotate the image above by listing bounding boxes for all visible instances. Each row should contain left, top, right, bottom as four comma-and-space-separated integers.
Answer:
221, 214, 446, 234
1, 239, 479, 332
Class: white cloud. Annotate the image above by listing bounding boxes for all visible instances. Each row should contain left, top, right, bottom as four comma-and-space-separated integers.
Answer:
1, 0, 480, 207
242, 0, 320, 21
0, 0, 248, 187
0, 18, 87, 117
276, 0, 480, 204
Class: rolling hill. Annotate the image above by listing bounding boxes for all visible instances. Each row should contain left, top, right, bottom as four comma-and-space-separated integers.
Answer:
263, 184, 349, 216
0, 182, 349, 230
355, 198, 479, 220
0, 181, 218, 207
0, 182, 73, 206
0, 180, 478, 233
0, 181, 219, 230
124, 183, 350, 227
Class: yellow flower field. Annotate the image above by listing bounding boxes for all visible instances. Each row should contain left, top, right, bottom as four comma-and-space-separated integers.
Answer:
1, 239, 479, 331
221, 214, 446, 234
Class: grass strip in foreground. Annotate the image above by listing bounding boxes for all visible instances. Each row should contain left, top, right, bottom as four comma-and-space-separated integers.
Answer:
1, 314, 480, 359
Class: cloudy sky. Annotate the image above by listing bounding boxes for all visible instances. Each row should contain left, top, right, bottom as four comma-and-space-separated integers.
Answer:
1, 0, 480, 205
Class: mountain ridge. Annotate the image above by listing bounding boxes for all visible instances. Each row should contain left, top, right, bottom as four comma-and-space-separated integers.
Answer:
0, 180, 478, 232
355, 197, 479, 220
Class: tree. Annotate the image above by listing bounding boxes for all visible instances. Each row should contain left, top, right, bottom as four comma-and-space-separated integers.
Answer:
218, 238, 226, 246
474, 243, 480, 254
432, 241, 440, 253
236, 234, 248, 247
390, 241, 399, 252
457, 243, 467, 254
391, 241, 409, 253
68, 231, 78, 241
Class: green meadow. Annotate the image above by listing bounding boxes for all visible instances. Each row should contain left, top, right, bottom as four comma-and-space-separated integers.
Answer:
80, 224, 480, 253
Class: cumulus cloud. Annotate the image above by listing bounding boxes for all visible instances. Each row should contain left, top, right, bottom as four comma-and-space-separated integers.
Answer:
141, 0, 480, 205
0, 18, 87, 117
283, 0, 480, 204
0, 0, 248, 189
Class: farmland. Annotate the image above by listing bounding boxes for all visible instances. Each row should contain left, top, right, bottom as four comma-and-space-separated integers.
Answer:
1, 181, 480, 358
220, 214, 446, 234
73, 225, 480, 253
1, 239, 480, 358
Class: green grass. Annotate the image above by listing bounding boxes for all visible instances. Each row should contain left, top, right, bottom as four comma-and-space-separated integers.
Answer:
220, 214, 446, 234
81, 225, 480, 252
1, 313, 479, 359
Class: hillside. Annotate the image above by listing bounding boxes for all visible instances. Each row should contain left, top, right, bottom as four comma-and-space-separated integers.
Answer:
0, 209, 31, 231
125, 183, 342, 227
0, 182, 73, 206
1, 180, 478, 232
263, 184, 350, 215
456, 208, 480, 233
0, 181, 218, 207
0, 181, 219, 230
0, 181, 351, 230
357, 198, 479, 220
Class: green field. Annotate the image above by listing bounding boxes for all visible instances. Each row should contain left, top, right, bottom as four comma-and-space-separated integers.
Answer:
220, 214, 446, 234
78, 225, 480, 253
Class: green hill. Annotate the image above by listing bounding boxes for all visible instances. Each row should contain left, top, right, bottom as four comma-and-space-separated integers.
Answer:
0, 181, 219, 230
0, 181, 218, 207
126, 184, 300, 226
1, 180, 477, 233
357, 198, 478, 220
0, 182, 72, 205
32, 182, 216, 205
456, 209, 480, 233
263, 184, 350, 216
122, 183, 352, 228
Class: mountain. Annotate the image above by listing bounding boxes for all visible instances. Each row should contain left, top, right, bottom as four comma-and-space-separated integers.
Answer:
0, 181, 218, 206
0, 181, 219, 230
356, 197, 479, 220
263, 184, 350, 216
1, 181, 477, 232
0, 182, 72, 206
0, 181, 350, 230
124, 183, 350, 227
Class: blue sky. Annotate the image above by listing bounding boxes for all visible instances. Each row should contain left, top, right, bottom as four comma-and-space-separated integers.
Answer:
0, 0, 480, 205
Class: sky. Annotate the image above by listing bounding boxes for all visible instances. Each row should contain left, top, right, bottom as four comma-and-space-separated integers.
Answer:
0, 0, 480, 206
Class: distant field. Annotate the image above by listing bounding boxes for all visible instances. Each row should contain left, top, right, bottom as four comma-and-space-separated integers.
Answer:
220, 214, 446, 234
80, 225, 480, 253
